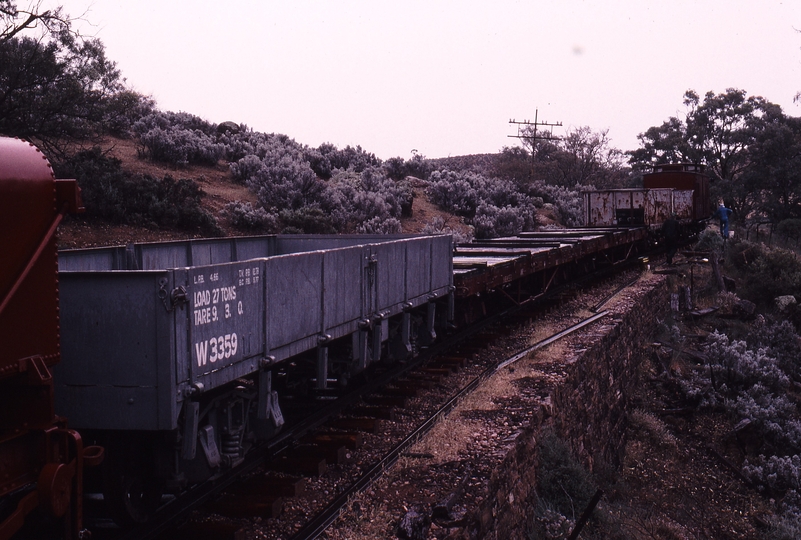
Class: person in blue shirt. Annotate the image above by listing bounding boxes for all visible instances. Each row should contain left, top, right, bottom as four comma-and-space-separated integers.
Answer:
714, 203, 733, 238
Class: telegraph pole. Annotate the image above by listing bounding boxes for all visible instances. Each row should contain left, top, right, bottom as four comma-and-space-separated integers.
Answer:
508, 109, 562, 146
508, 109, 562, 180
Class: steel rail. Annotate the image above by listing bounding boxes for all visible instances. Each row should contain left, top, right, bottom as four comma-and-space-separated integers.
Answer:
289, 309, 615, 540
590, 273, 643, 313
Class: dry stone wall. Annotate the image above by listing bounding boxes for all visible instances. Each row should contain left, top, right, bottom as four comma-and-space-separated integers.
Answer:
469, 275, 670, 539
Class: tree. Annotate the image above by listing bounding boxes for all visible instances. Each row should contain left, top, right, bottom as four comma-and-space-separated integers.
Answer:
684, 89, 775, 187
556, 126, 627, 188
629, 89, 783, 221
740, 114, 801, 223
1, 1, 71, 44
492, 146, 531, 183
627, 116, 696, 167
509, 125, 627, 189
0, 1, 127, 156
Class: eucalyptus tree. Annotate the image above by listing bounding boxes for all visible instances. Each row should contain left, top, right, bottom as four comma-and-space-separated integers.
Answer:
0, 1, 138, 156
629, 88, 784, 221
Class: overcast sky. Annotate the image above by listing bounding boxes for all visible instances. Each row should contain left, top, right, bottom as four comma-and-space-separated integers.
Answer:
53, 0, 801, 160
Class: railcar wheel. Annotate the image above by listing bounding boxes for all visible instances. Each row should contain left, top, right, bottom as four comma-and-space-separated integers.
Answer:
102, 441, 163, 528
104, 471, 162, 527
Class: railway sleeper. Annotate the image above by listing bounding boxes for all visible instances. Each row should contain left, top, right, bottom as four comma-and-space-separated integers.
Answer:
327, 418, 385, 434
207, 492, 283, 520
364, 395, 408, 408
284, 444, 351, 466
348, 405, 399, 421
232, 475, 307, 497
302, 432, 364, 450
170, 520, 246, 540
268, 453, 327, 478
381, 386, 419, 398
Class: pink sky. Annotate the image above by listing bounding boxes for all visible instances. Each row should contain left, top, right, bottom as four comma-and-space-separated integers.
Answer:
53, 0, 801, 159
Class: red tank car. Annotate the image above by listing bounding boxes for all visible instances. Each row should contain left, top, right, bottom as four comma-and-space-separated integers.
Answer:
0, 138, 100, 540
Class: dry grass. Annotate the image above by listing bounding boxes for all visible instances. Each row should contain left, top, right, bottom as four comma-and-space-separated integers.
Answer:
409, 417, 483, 464
628, 409, 678, 452
323, 496, 394, 540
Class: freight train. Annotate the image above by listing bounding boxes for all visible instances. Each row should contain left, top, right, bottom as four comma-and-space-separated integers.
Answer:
0, 138, 709, 536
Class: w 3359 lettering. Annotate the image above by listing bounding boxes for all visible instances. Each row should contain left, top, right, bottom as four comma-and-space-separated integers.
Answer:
194, 333, 238, 367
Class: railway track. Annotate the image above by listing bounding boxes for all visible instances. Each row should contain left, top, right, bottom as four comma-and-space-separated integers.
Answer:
94, 288, 517, 540
105, 265, 644, 540
290, 309, 614, 540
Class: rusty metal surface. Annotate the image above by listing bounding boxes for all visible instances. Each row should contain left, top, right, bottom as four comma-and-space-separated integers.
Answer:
585, 187, 703, 227
453, 228, 648, 297
0, 135, 61, 508
0, 137, 55, 182
672, 190, 694, 220
646, 189, 672, 224
642, 163, 711, 221
585, 191, 614, 226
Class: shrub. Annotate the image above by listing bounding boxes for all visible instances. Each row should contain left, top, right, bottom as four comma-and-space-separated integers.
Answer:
766, 511, 801, 540
427, 169, 483, 216
727, 240, 801, 304
303, 146, 333, 179
60, 148, 220, 235
777, 219, 801, 243
705, 331, 789, 393
729, 386, 801, 450
681, 331, 801, 454
223, 201, 279, 232
528, 182, 584, 227
743, 454, 801, 493
230, 154, 263, 184
384, 153, 432, 181
278, 206, 337, 234
219, 129, 273, 162
628, 409, 678, 451
322, 144, 380, 172
320, 167, 413, 232
426, 169, 542, 236
536, 431, 595, 519
429, 169, 529, 216
473, 203, 527, 239
227, 140, 407, 234
747, 318, 801, 382
356, 216, 402, 234
422, 216, 473, 244
354, 167, 413, 219
133, 112, 225, 167
102, 90, 156, 137
695, 228, 725, 252
248, 154, 325, 211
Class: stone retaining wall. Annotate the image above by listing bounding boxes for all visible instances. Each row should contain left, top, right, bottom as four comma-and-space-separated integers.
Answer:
467, 276, 670, 539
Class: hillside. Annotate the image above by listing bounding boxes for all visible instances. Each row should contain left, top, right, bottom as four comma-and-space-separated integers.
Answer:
56, 136, 473, 249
